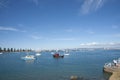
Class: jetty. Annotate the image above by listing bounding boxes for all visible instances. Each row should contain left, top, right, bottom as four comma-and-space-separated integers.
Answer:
103, 58, 120, 80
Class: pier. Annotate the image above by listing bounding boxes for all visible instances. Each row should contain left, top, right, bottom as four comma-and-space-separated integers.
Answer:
103, 58, 120, 80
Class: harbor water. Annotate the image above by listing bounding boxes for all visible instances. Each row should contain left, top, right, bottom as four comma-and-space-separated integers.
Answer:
0, 49, 120, 80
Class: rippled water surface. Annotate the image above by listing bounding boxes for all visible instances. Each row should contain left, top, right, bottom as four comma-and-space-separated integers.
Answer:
0, 49, 120, 80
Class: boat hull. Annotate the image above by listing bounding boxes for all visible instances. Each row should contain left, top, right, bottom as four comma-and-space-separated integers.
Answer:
21, 57, 35, 60
21, 55, 35, 60
53, 55, 64, 58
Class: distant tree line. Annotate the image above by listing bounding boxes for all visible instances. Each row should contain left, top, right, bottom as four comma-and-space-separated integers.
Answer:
0, 47, 32, 52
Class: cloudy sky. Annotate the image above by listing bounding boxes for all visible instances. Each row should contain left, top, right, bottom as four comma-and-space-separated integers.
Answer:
0, 0, 120, 49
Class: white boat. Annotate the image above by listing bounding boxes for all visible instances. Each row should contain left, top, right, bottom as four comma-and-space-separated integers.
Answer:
21, 55, 35, 60
51, 52, 54, 54
0, 52, 3, 54
64, 53, 69, 55
35, 53, 41, 56
64, 50, 70, 55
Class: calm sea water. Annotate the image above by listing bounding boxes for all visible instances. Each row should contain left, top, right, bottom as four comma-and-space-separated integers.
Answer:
0, 49, 120, 80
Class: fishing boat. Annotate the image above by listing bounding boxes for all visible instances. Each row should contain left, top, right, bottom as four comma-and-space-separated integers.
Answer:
21, 55, 35, 60
53, 53, 64, 58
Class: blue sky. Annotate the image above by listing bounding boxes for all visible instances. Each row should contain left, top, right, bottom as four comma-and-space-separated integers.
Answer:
0, 0, 120, 50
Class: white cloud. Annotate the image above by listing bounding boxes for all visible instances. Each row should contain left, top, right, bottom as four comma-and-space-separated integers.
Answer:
28, 0, 39, 6
52, 38, 76, 41
86, 30, 95, 34
18, 24, 24, 27
32, 0, 39, 5
80, 42, 99, 46
80, 0, 106, 14
113, 34, 120, 37
21, 30, 27, 33
31, 35, 42, 40
0, 26, 27, 33
112, 25, 119, 29
0, 26, 18, 31
80, 42, 120, 48
65, 29, 73, 32
0, 0, 8, 8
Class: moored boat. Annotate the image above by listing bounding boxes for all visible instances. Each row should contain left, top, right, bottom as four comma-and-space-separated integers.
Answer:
64, 53, 69, 55
53, 53, 64, 58
21, 55, 35, 60
35, 53, 41, 56
35, 50, 41, 56
64, 50, 70, 55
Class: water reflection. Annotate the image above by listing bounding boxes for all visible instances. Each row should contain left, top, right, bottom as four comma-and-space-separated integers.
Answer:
25, 60, 34, 64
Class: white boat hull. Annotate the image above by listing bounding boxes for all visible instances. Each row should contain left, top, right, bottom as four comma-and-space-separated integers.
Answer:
21, 55, 35, 60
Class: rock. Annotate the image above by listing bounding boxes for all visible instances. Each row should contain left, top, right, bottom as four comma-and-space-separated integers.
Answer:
70, 76, 78, 80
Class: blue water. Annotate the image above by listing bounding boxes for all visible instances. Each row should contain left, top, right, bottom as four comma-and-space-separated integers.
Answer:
0, 49, 120, 80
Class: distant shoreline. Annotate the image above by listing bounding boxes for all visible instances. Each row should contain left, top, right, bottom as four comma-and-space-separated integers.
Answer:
0, 47, 33, 53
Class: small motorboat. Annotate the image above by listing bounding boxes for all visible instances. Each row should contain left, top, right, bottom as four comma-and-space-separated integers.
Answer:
21, 55, 35, 60
53, 53, 64, 58
64, 53, 69, 55
35, 53, 41, 56
64, 50, 70, 55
